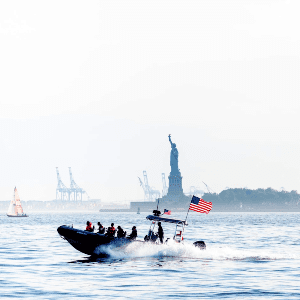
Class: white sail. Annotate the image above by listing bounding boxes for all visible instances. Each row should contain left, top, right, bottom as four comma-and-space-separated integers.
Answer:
7, 199, 15, 215
7, 187, 28, 217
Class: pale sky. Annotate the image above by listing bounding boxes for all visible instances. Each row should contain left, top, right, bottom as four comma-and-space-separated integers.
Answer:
1, 0, 300, 202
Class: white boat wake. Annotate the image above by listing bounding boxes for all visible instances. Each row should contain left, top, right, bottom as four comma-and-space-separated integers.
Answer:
94, 239, 299, 261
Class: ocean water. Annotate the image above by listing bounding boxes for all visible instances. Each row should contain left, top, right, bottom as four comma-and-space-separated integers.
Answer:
1, 211, 300, 299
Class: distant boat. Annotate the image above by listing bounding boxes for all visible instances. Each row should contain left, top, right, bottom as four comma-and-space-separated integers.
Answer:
137, 207, 140, 214
7, 187, 28, 217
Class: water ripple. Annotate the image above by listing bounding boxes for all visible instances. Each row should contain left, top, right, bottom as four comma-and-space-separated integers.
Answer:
1, 212, 300, 299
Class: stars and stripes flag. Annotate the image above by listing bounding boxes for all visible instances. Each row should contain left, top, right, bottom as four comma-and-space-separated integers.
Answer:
189, 196, 212, 214
163, 209, 171, 215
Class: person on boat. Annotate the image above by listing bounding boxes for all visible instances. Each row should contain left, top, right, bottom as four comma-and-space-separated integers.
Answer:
117, 226, 126, 238
106, 223, 116, 237
86, 221, 94, 232
127, 226, 137, 240
157, 222, 164, 243
97, 222, 105, 234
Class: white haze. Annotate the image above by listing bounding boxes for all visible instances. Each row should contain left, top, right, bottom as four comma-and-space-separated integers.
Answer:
0, 1, 300, 202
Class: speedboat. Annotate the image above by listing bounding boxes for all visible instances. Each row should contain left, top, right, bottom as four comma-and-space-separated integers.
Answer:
57, 209, 206, 256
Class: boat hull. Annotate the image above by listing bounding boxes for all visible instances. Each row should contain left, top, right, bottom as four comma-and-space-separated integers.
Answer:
57, 225, 134, 256
57, 225, 206, 256
7, 214, 28, 217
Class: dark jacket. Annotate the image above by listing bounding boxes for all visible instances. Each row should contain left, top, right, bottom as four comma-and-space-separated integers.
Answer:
117, 227, 126, 238
128, 228, 137, 240
98, 225, 105, 234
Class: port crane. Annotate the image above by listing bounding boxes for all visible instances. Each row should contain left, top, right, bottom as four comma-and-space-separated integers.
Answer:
69, 167, 87, 201
56, 168, 88, 201
56, 167, 69, 201
138, 171, 160, 201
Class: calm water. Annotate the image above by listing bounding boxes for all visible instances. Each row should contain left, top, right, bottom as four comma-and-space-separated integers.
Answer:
1, 211, 300, 299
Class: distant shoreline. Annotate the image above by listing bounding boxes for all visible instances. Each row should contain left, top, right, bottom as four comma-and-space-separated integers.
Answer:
2, 209, 300, 214
1, 187, 299, 213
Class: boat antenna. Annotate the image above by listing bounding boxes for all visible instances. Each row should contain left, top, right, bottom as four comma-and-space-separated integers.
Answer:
156, 198, 159, 210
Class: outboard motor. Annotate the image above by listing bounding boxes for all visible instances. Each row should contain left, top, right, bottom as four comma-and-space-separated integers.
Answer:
193, 241, 206, 250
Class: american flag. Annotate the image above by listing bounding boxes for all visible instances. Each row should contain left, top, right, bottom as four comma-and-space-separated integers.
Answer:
189, 196, 212, 214
163, 209, 171, 215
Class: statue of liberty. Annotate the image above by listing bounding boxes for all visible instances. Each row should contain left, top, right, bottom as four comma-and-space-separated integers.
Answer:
168, 134, 180, 175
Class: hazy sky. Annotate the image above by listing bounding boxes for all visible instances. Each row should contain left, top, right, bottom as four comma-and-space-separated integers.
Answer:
1, 0, 300, 202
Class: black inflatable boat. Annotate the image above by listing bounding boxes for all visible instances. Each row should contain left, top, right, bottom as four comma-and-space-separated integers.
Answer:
57, 209, 206, 256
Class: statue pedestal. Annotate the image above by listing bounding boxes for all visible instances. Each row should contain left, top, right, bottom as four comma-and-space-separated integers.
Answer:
167, 173, 183, 198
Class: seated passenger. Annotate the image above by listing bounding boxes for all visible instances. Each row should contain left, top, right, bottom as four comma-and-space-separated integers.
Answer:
117, 226, 126, 238
127, 226, 137, 240
85, 221, 94, 232
97, 222, 105, 234
106, 223, 116, 237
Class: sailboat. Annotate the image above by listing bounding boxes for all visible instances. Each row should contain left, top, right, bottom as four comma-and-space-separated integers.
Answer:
7, 187, 28, 217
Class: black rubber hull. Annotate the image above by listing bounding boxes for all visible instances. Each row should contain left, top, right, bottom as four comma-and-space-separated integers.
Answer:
57, 225, 132, 256
7, 214, 28, 217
